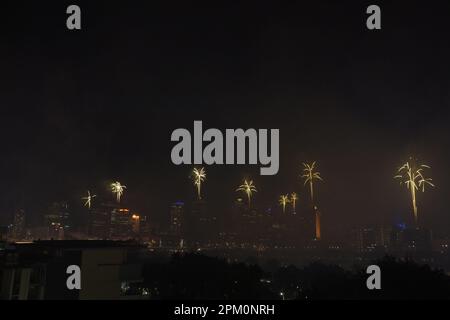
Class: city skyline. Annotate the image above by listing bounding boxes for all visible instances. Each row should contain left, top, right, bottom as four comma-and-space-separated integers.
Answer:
2, 156, 439, 242
2, 0, 450, 303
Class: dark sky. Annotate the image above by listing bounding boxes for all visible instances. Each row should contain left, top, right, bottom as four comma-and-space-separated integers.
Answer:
1, 1, 450, 237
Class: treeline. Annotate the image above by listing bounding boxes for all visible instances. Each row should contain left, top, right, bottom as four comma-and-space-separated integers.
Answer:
142, 253, 450, 300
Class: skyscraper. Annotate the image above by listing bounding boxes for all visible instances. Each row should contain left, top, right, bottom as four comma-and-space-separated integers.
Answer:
12, 209, 26, 241
44, 202, 70, 240
110, 208, 133, 240
169, 201, 184, 237
187, 199, 217, 247
89, 201, 116, 239
131, 214, 140, 234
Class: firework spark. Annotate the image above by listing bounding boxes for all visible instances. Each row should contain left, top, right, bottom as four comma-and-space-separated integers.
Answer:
82, 190, 96, 209
192, 167, 206, 200
290, 192, 298, 213
301, 161, 323, 205
111, 181, 126, 203
236, 180, 257, 208
394, 158, 434, 224
279, 194, 290, 214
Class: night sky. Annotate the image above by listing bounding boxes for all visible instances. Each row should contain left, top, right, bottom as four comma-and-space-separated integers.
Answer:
1, 1, 450, 237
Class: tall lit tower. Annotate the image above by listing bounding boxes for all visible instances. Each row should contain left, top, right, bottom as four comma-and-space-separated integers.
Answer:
314, 206, 321, 240
301, 162, 323, 240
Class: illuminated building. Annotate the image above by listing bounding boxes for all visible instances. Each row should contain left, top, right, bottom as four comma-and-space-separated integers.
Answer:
170, 201, 184, 237
397, 227, 432, 253
241, 207, 258, 244
44, 202, 70, 240
187, 199, 217, 246
131, 214, 140, 234
87, 198, 135, 240
138, 215, 151, 240
356, 226, 381, 251
353, 225, 393, 252
110, 207, 133, 240
12, 209, 26, 241
229, 197, 245, 233
89, 201, 117, 239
